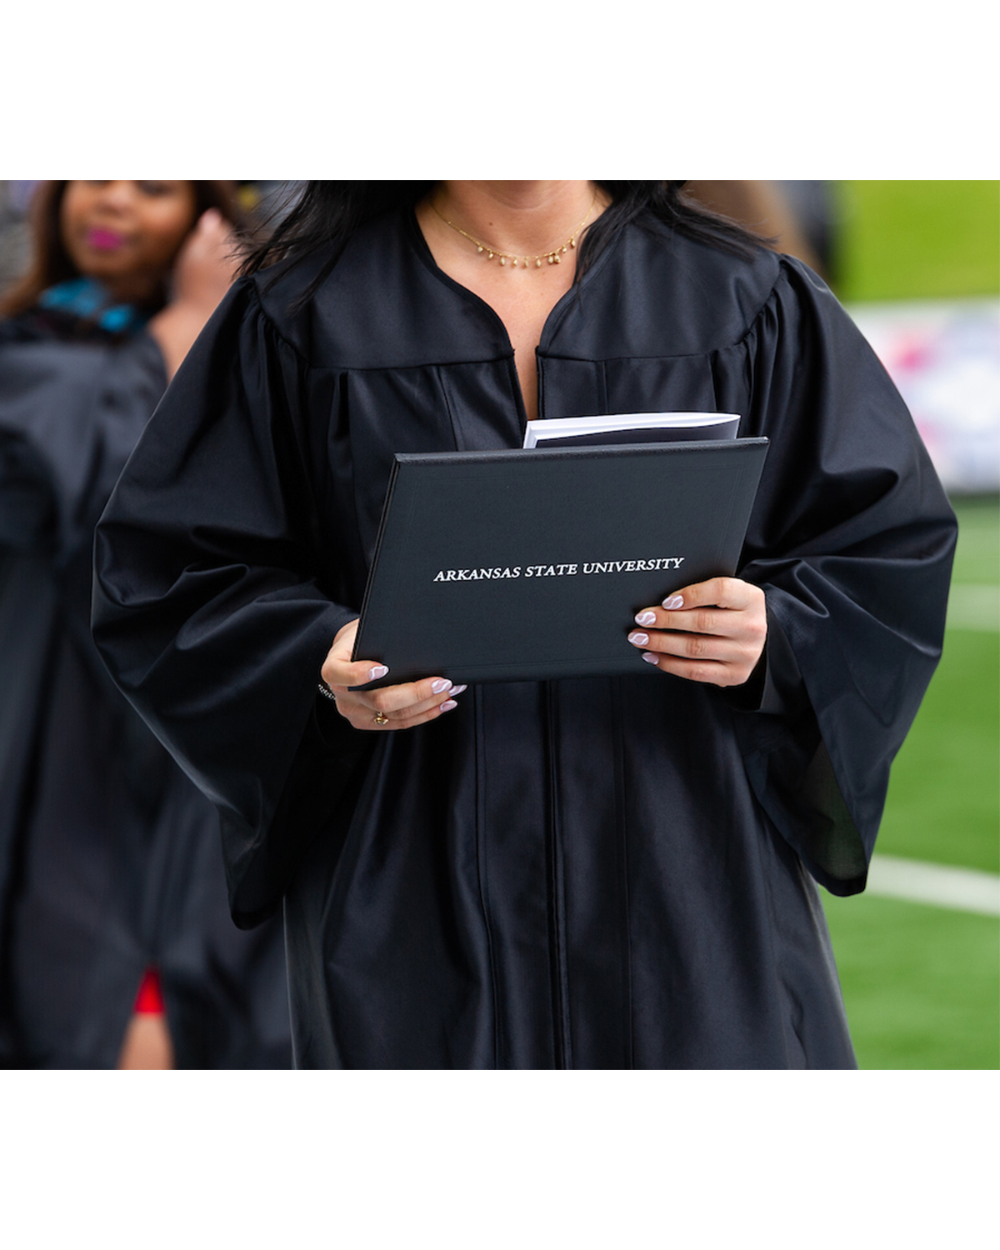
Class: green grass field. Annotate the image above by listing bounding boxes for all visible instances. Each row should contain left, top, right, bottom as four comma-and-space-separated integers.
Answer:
823, 895, 999, 1069
822, 498, 999, 1068
834, 181, 1000, 302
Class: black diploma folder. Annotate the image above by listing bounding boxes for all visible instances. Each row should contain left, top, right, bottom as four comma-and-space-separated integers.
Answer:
352, 439, 769, 687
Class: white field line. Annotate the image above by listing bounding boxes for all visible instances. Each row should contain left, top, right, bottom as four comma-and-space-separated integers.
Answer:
867, 854, 1000, 916
947, 584, 999, 631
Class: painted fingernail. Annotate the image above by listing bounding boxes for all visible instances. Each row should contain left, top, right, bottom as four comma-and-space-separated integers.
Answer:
431, 679, 453, 694
628, 631, 649, 646
440, 699, 458, 712
642, 651, 660, 665
369, 665, 389, 681
662, 595, 684, 610
451, 685, 468, 695
634, 611, 657, 626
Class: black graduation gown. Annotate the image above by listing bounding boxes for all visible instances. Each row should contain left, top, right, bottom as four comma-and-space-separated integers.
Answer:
92, 208, 957, 1069
0, 315, 291, 1068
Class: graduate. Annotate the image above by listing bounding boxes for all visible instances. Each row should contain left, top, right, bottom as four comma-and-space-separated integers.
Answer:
0, 180, 291, 1069
93, 182, 956, 1069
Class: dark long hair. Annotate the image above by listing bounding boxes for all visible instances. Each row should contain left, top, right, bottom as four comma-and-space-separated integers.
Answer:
241, 181, 765, 303
0, 180, 247, 319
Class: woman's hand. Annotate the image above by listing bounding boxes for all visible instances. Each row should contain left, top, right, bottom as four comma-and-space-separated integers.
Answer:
320, 619, 466, 731
169, 208, 240, 312
627, 577, 767, 687
148, 209, 240, 379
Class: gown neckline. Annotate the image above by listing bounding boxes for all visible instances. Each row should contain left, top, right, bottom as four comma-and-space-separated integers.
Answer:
402, 202, 624, 362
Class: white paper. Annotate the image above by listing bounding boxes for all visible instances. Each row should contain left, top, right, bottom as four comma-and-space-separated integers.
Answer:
522, 411, 741, 448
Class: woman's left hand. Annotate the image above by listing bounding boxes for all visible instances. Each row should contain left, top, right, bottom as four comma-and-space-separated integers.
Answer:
627, 577, 767, 687
170, 209, 240, 313
149, 210, 240, 380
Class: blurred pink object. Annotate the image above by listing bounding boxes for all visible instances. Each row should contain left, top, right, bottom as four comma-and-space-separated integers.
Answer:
848, 298, 1000, 494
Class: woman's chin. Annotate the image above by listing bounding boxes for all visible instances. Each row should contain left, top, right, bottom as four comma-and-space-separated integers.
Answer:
74, 250, 131, 282
77, 257, 158, 303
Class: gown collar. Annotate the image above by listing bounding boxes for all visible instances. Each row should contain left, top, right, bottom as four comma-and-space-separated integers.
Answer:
401, 203, 624, 357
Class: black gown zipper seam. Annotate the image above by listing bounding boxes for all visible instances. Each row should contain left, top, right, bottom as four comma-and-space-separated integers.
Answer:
473, 686, 502, 1068
434, 364, 466, 451
505, 354, 528, 433
544, 681, 571, 1069
612, 677, 635, 1069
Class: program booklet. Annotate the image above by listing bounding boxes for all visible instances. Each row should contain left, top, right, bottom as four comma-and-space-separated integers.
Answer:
522, 411, 741, 449
351, 438, 768, 689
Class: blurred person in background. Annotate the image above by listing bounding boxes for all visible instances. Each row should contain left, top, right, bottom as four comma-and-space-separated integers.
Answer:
683, 181, 837, 279
0, 180, 292, 1069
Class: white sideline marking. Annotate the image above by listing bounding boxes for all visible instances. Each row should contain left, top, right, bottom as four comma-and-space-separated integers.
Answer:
946, 584, 999, 631
867, 854, 1000, 916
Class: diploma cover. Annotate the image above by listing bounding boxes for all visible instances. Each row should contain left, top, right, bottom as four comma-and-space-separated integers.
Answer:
352, 439, 769, 687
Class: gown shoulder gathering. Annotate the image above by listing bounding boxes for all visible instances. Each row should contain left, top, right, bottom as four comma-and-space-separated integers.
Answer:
0, 315, 291, 1068
92, 208, 957, 1069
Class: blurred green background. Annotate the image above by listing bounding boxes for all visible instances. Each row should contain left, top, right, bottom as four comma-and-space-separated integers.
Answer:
822, 181, 999, 1069
835, 180, 1000, 302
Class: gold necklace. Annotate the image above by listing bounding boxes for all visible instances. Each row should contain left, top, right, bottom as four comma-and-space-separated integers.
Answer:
430, 190, 598, 270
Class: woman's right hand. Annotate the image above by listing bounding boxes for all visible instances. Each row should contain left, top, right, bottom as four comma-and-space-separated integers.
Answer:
321, 619, 466, 731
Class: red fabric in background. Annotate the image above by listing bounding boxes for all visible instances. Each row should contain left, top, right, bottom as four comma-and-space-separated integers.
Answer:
133, 968, 165, 1015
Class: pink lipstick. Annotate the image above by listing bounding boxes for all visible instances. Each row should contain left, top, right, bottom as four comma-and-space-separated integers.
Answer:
86, 227, 125, 250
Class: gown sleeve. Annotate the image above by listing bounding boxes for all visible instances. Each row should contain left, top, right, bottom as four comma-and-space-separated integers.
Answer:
730, 257, 957, 896
0, 328, 168, 966
92, 280, 369, 928
0, 331, 166, 555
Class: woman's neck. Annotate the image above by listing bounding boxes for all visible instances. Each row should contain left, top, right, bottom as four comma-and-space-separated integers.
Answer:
430, 181, 601, 260
415, 182, 609, 425
103, 273, 163, 307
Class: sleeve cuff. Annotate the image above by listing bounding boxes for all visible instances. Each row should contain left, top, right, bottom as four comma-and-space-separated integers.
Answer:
721, 600, 809, 716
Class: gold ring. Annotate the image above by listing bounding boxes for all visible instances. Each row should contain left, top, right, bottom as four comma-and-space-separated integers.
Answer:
373, 712, 389, 726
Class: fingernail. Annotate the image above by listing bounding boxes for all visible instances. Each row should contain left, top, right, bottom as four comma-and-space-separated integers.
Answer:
440, 699, 457, 712
431, 679, 453, 694
662, 595, 684, 610
451, 685, 468, 695
628, 631, 649, 646
634, 611, 657, 626
369, 665, 389, 681
642, 652, 660, 665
